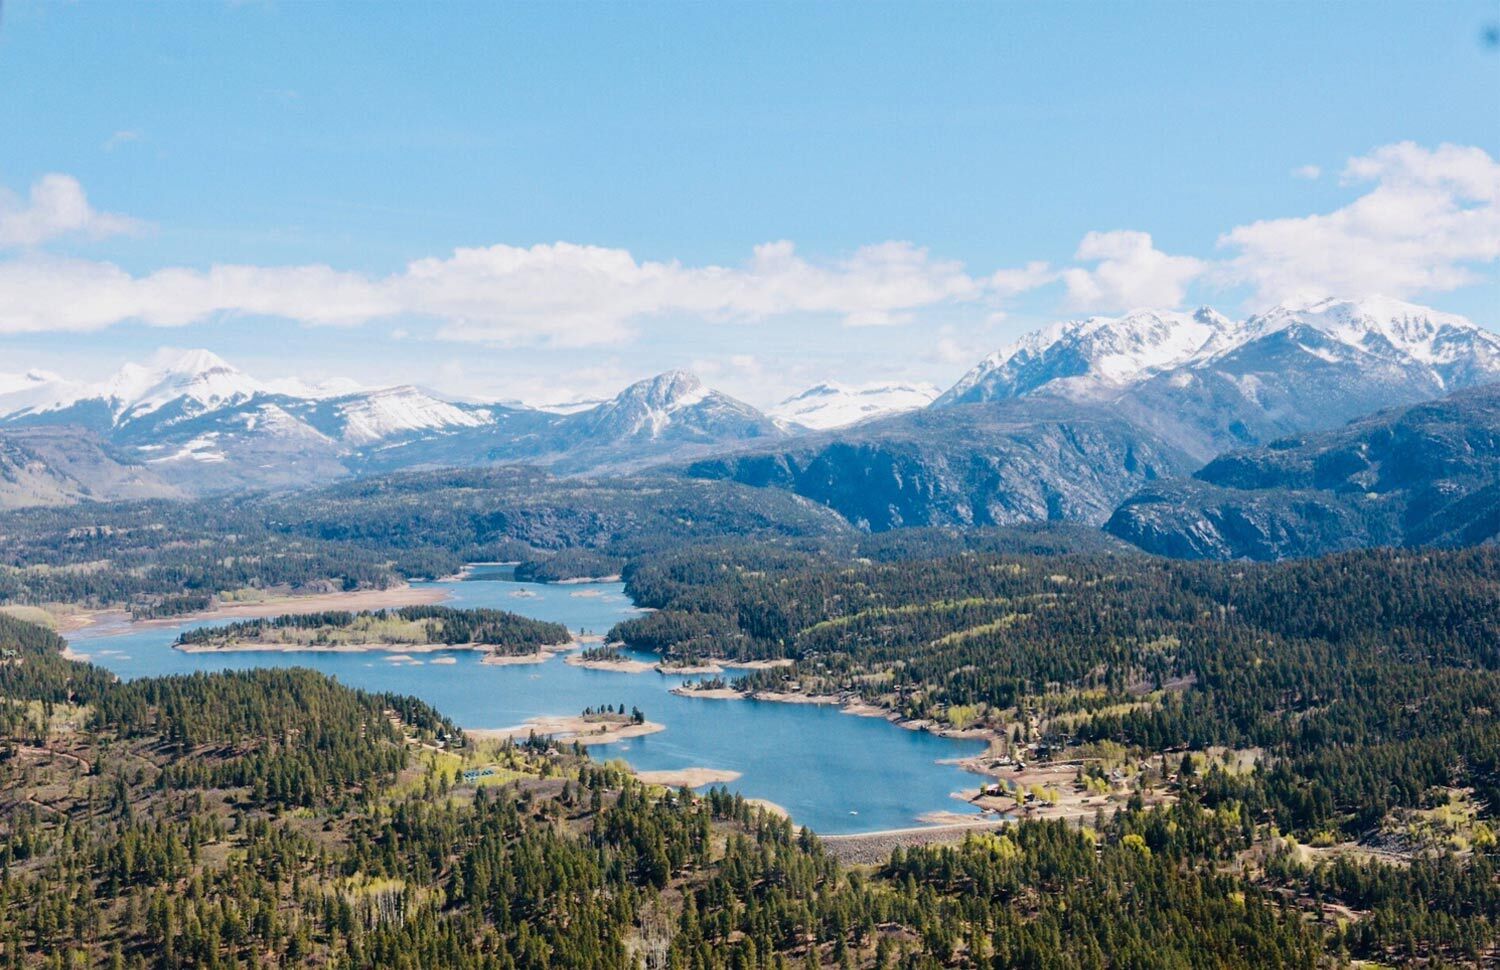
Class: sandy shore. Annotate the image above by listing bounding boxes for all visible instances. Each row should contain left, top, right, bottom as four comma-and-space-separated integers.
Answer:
467, 715, 665, 746
634, 767, 742, 788
747, 798, 790, 820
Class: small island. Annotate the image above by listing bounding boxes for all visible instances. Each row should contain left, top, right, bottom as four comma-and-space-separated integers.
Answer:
173, 605, 573, 662
564, 643, 656, 672
467, 705, 664, 746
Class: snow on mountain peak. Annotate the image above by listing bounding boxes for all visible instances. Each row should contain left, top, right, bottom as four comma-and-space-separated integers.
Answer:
624, 370, 709, 410
936, 307, 1234, 406
333, 385, 491, 446
1234, 297, 1496, 367
103, 348, 267, 422
585, 370, 774, 441
771, 381, 940, 430
938, 298, 1499, 408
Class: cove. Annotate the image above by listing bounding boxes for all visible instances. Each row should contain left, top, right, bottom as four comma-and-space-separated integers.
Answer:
65, 566, 988, 834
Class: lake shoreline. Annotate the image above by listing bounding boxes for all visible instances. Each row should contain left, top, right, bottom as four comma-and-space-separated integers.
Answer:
467, 714, 664, 746
65, 584, 455, 638
671, 685, 1003, 745
633, 766, 743, 788
62, 568, 991, 834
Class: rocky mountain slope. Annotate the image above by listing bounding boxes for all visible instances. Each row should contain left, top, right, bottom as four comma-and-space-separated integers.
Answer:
2, 298, 1495, 526
686, 298, 1500, 531
937, 298, 1500, 460
687, 396, 1191, 529
1104, 383, 1500, 560
0, 427, 179, 508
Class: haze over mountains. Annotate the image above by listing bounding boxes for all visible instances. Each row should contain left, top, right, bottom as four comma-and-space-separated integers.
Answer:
1, 296, 1496, 558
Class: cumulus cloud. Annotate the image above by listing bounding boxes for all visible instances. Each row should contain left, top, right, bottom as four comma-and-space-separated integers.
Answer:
0, 174, 142, 248
1292, 164, 1321, 180
3, 142, 1497, 343
1219, 141, 1500, 306
0, 240, 1004, 343
1060, 231, 1204, 312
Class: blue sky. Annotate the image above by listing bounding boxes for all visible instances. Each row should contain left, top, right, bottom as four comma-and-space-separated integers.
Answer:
1, 1, 1497, 405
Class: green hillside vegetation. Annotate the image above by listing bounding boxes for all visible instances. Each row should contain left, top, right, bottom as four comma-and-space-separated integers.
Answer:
0, 613, 1394, 968
0, 468, 1125, 619
174, 606, 570, 654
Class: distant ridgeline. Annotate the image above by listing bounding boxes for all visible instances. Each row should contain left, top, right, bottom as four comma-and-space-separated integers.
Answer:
0, 467, 853, 618
174, 605, 570, 653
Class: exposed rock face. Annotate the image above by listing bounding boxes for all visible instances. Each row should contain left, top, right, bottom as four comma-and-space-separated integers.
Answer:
687, 399, 1190, 530
1104, 384, 1500, 560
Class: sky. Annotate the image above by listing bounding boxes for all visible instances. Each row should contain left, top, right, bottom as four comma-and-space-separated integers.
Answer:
1, 1, 1497, 407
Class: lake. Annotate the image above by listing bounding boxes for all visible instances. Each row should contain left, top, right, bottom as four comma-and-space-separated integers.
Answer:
66, 565, 988, 834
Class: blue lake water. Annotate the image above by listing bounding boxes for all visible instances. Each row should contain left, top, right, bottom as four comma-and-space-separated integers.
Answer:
66, 566, 987, 834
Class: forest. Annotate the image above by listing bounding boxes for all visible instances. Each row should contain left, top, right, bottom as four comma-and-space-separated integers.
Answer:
0, 476, 1495, 965
0, 538, 1496, 965
0, 467, 1123, 619
174, 606, 571, 655
7, 606, 1473, 968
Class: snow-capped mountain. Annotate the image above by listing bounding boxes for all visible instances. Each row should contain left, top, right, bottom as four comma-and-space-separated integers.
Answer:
580, 371, 779, 444
932, 296, 1500, 463
934, 308, 1234, 407
771, 381, 940, 430
1224, 297, 1500, 387
0, 351, 492, 445
937, 298, 1500, 409
0, 355, 788, 494
324, 385, 492, 447
0, 350, 268, 430
103, 349, 266, 424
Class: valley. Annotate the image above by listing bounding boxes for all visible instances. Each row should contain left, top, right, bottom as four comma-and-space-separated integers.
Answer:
6, 8, 1497, 966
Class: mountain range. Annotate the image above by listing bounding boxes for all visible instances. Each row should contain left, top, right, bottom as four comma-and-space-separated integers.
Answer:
1, 296, 1497, 556
1105, 384, 1500, 560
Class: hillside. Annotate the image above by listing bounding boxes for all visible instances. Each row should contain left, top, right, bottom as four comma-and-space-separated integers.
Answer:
2, 550, 1495, 964
685, 395, 1193, 529
1106, 383, 1500, 559
0, 427, 179, 508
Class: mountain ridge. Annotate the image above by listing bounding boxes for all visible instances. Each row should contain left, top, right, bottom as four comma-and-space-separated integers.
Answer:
1104, 383, 1500, 560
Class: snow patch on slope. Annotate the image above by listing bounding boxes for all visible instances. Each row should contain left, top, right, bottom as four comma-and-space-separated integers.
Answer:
771, 381, 940, 430
334, 386, 491, 446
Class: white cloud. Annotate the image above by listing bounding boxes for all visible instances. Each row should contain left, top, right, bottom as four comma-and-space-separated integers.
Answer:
3, 143, 1497, 346
988, 260, 1055, 298
0, 174, 142, 248
1060, 231, 1204, 312
1219, 141, 1500, 306
103, 130, 144, 152
0, 239, 996, 343
1292, 164, 1321, 180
